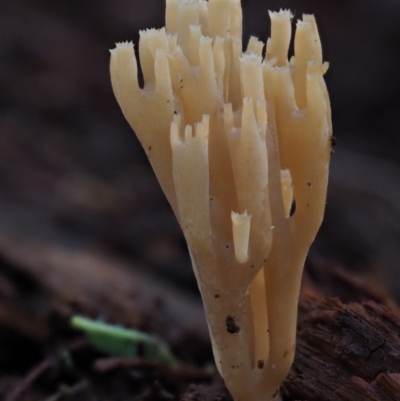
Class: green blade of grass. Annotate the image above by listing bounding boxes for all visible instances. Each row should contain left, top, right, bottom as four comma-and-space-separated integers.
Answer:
71, 316, 179, 367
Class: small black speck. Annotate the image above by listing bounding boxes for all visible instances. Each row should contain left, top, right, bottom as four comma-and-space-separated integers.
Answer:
210, 197, 214, 201
226, 245, 229, 249
148, 146, 152, 151
226, 316, 240, 334
289, 199, 296, 217
180, 78, 183, 83
174, 111, 177, 114
167, 100, 170, 103
307, 182, 312, 187
267, 329, 270, 333
307, 203, 310, 209
180, 86, 183, 89
257, 360, 264, 369
264, 259, 267, 263
251, 265, 254, 268
214, 294, 220, 299
330, 135, 337, 147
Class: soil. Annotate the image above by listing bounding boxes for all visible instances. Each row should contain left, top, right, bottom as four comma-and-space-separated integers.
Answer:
2, 0, 400, 400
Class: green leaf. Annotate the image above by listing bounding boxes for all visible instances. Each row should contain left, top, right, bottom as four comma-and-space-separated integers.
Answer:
70, 316, 179, 367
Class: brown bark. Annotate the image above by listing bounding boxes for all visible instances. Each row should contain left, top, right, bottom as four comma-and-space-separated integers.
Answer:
283, 293, 400, 401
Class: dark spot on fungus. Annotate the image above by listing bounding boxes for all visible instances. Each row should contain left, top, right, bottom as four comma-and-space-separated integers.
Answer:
251, 265, 254, 268
264, 259, 267, 263
330, 135, 337, 147
210, 197, 213, 201
289, 199, 296, 217
226, 316, 240, 334
167, 100, 170, 103
307, 203, 310, 208
307, 182, 312, 187
226, 245, 229, 249
214, 294, 220, 299
148, 146, 152, 151
257, 360, 264, 369
174, 111, 177, 114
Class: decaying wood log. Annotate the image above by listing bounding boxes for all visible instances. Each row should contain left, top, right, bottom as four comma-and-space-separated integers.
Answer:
1, 233, 400, 400
283, 293, 400, 401
0, 232, 208, 345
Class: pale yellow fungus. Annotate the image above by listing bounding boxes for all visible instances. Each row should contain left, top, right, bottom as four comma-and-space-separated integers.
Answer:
110, 1, 331, 400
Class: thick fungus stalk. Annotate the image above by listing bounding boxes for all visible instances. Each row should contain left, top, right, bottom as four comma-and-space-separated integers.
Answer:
110, 1, 331, 400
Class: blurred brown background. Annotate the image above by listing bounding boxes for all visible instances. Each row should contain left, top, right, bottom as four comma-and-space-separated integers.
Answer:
1, 0, 400, 300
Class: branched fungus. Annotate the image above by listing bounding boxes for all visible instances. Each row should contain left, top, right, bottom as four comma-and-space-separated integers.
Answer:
110, 1, 331, 400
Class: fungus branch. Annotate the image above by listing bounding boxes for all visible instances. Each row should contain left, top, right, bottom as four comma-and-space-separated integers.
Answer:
110, 1, 331, 400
